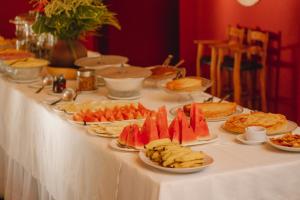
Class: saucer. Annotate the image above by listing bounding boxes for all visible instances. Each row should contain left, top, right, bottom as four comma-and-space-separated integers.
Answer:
236, 134, 266, 145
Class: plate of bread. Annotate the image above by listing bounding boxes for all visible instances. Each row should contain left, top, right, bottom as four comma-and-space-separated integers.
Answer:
222, 112, 297, 135
170, 102, 243, 122
158, 76, 212, 95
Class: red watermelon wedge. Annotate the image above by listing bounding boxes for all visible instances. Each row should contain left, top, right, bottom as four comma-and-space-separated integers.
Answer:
180, 111, 198, 145
141, 116, 159, 145
190, 103, 210, 138
126, 126, 135, 147
169, 116, 180, 144
118, 125, 131, 145
156, 106, 169, 139
132, 124, 144, 149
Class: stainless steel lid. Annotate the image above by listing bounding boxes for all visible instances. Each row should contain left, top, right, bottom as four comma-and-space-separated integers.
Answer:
77, 68, 96, 77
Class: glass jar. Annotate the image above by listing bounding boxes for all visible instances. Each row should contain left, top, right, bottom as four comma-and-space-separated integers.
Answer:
76, 69, 96, 91
53, 74, 66, 93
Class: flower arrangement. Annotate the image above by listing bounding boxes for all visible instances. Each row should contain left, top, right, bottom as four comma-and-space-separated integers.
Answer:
31, 0, 120, 40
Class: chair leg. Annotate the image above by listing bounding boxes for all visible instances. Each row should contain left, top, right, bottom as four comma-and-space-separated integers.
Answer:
210, 47, 218, 95
233, 52, 242, 105
196, 44, 204, 77
259, 67, 267, 111
246, 71, 253, 108
216, 49, 224, 97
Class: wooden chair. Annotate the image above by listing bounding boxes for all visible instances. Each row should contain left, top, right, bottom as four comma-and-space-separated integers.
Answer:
194, 26, 245, 95
217, 30, 269, 111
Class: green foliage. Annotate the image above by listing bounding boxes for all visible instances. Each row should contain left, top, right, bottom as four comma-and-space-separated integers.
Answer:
32, 0, 120, 40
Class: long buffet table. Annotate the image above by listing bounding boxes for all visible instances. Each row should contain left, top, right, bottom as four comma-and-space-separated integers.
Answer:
0, 75, 300, 200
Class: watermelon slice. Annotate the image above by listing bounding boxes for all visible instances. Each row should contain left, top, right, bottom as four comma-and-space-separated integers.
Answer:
140, 116, 159, 145
132, 124, 144, 149
119, 125, 130, 145
156, 106, 169, 139
126, 125, 136, 147
180, 112, 198, 145
190, 103, 210, 138
168, 117, 180, 144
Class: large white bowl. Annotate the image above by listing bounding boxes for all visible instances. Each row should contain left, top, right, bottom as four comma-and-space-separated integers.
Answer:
103, 77, 145, 98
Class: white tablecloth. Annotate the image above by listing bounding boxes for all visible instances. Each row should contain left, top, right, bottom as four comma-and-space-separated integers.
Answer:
0, 75, 300, 200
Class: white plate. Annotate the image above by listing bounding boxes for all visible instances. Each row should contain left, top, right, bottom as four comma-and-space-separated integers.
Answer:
66, 115, 144, 126
87, 128, 119, 138
109, 139, 141, 152
169, 104, 243, 122
222, 120, 298, 136
28, 82, 52, 89
236, 134, 265, 145
181, 134, 218, 146
157, 77, 212, 95
6, 77, 41, 84
267, 135, 300, 152
107, 93, 142, 100
139, 151, 213, 173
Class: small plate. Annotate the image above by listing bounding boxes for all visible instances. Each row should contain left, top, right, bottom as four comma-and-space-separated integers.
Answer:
267, 135, 300, 152
181, 134, 218, 146
236, 134, 265, 145
28, 82, 52, 89
109, 139, 141, 152
170, 104, 243, 122
87, 128, 119, 138
139, 151, 214, 173
222, 120, 298, 136
157, 77, 212, 95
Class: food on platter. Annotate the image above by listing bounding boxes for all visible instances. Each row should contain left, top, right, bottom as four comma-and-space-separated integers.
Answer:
55, 101, 97, 113
117, 104, 211, 149
0, 37, 15, 49
145, 138, 205, 168
149, 66, 178, 79
117, 106, 169, 149
72, 102, 153, 123
166, 77, 202, 91
0, 49, 34, 60
88, 120, 144, 137
270, 133, 300, 148
4, 57, 48, 68
183, 102, 237, 118
223, 112, 288, 134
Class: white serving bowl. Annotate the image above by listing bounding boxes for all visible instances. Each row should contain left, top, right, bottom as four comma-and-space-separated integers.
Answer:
103, 77, 146, 97
5, 58, 48, 81
6, 66, 43, 80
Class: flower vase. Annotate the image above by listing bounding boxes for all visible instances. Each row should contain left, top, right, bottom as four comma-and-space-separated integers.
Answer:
50, 39, 87, 68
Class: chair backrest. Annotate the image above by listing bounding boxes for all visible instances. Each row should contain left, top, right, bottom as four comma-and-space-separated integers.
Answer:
227, 26, 245, 46
247, 30, 269, 63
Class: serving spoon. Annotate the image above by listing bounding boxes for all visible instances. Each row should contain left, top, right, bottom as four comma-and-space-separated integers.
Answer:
35, 75, 53, 93
50, 88, 76, 106
162, 54, 173, 66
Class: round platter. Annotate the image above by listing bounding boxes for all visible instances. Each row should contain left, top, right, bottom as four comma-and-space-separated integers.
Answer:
221, 120, 298, 136
157, 77, 212, 95
181, 134, 218, 147
139, 151, 214, 173
266, 134, 300, 152
107, 93, 142, 100
109, 139, 141, 152
169, 104, 244, 122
